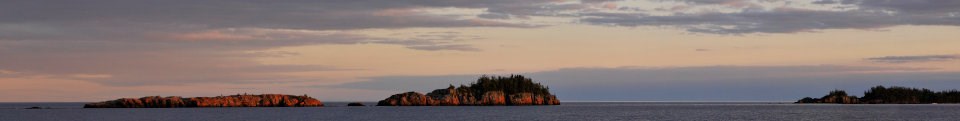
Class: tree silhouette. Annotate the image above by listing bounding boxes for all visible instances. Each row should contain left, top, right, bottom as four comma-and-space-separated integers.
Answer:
461, 75, 552, 96
799, 85, 960, 104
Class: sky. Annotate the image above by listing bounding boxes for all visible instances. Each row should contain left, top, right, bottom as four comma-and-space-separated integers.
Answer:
1, 0, 960, 102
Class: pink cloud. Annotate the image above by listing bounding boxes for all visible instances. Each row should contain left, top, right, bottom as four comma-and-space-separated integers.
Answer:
169, 30, 255, 41
603, 3, 618, 9
721, 0, 760, 8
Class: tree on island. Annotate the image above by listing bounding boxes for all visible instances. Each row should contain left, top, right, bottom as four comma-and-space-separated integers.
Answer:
860, 86, 960, 104
466, 75, 552, 96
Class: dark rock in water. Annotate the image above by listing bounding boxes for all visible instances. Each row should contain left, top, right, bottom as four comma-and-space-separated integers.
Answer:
84, 94, 324, 108
377, 75, 560, 106
347, 102, 365, 106
796, 97, 819, 103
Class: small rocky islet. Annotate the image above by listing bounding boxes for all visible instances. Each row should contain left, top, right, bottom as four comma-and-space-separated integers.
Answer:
83, 94, 323, 108
376, 75, 560, 106
83, 75, 560, 108
347, 102, 366, 106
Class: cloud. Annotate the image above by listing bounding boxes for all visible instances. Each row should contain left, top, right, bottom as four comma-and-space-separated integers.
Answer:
811, 0, 839, 4
6, 0, 956, 36
1, 0, 956, 93
478, 13, 513, 19
0, 1, 544, 31
322, 75, 483, 93
406, 44, 482, 51
666, 0, 764, 8
0, 0, 559, 51
0, 0, 588, 86
865, 54, 960, 63
848, 0, 960, 14
0, 70, 19, 75
327, 65, 955, 101
580, 0, 960, 34
0, 44, 350, 86
0, 28, 372, 87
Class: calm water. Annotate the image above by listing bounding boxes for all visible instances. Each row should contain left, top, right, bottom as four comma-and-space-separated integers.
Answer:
2, 102, 959, 121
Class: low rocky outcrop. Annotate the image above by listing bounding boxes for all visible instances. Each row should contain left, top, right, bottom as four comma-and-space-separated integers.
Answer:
84, 94, 323, 108
347, 102, 366, 106
795, 90, 859, 104
377, 75, 560, 106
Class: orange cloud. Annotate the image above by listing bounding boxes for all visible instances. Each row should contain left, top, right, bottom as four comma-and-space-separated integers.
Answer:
0, 70, 19, 75
722, 0, 759, 8
169, 30, 254, 41
71, 74, 114, 79
603, 3, 618, 9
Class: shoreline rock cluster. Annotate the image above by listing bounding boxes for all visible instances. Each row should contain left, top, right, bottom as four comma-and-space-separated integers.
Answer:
377, 75, 560, 106
795, 90, 860, 104
796, 86, 960, 104
84, 75, 560, 108
84, 94, 323, 108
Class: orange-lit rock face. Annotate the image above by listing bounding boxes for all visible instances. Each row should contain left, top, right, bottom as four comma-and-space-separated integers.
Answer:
84, 94, 323, 108
377, 92, 437, 106
480, 91, 507, 105
377, 88, 560, 106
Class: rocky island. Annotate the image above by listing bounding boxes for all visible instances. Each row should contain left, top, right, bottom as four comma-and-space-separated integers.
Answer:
377, 75, 560, 106
796, 86, 960, 104
84, 94, 323, 108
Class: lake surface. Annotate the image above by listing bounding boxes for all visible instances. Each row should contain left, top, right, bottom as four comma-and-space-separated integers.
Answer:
2, 102, 960, 121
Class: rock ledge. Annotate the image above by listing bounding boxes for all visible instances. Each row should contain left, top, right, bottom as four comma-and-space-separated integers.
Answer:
84, 94, 323, 108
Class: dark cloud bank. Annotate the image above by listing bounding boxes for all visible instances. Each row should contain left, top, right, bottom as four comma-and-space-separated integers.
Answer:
582, 0, 960, 34
333, 65, 960, 101
866, 54, 960, 63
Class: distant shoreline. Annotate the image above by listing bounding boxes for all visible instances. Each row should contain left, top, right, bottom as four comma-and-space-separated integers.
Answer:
796, 86, 960, 104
